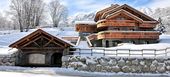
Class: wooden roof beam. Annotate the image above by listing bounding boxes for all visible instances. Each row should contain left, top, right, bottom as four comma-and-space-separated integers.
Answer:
22, 36, 42, 48
105, 9, 143, 23
100, 4, 157, 22
94, 4, 120, 22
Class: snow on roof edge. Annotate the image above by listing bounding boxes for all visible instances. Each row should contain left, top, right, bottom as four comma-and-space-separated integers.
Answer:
9, 29, 76, 47
75, 21, 96, 25
41, 29, 76, 47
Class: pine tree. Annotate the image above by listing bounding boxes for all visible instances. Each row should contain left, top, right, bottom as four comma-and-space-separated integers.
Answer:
156, 17, 166, 34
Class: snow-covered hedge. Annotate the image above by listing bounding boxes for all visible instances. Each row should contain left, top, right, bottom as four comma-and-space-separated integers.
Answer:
62, 56, 170, 73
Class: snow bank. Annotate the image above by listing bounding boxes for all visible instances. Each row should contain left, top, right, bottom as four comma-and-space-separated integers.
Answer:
0, 66, 170, 77
0, 71, 71, 77
0, 48, 18, 55
75, 41, 90, 49
106, 43, 170, 50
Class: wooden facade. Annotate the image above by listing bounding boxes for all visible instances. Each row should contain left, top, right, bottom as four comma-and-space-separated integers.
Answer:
97, 20, 136, 28
97, 31, 160, 39
76, 24, 97, 33
75, 4, 160, 47
9, 29, 74, 66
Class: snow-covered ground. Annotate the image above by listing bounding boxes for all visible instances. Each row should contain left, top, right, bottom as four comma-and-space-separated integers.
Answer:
0, 71, 74, 77
0, 66, 169, 77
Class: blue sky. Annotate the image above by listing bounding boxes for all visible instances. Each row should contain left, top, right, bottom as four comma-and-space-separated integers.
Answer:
59, 0, 170, 16
60, 0, 153, 15
1, 0, 170, 16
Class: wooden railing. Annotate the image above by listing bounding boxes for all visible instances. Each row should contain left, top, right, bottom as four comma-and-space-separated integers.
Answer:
76, 24, 97, 32
72, 47, 170, 57
139, 23, 156, 28
87, 34, 97, 40
97, 20, 136, 28
97, 31, 160, 39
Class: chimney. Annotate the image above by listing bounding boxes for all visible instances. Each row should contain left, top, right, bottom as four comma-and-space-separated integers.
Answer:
111, 4, 119, 7
111, 4, 115, 6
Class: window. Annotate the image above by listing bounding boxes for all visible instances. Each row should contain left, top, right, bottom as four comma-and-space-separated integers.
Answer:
128, 40, 135, 44
106, 40, 109, 47
116, 17, 125, 20
29, 54, 45, 64
130, 29, 135, 31
143, 41, 149, 44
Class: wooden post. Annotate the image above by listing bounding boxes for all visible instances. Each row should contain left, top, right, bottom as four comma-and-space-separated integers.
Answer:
165, 48, 167, 57
129, 49, 130, 57
103, 49, 105, 56
79, 48, 81, 56
154, 49, 156, 57
91, 49, 93, 56
142, 49, 143, 57
116, 49, 118, 57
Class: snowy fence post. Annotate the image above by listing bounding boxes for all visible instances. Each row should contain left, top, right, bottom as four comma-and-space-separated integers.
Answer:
166, 47, 170, 57
165, 48, 168, 57
142, 49, 144, 57
91, 49, 93, 56
129, 49, 130, 57
116, 49, 118, 56
103, 49, 105, 56
154, 49, 156, 57
79, 48, 81, 55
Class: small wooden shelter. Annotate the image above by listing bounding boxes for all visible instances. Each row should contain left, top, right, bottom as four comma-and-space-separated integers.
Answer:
9, 29, 74, 67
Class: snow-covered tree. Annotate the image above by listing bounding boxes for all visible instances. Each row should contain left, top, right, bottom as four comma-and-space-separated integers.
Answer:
49, 0, 68, 27
156, 17, 166, 34
0, 12, 13, 30
10, 0, 45, 32
68, 12, 95, 27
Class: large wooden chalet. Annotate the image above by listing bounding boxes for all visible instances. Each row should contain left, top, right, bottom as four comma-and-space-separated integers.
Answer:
76, 4, 160, 47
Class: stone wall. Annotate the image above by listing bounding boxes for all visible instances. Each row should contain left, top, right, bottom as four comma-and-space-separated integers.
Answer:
0, 54, 16, 66
62, 56, 170, 73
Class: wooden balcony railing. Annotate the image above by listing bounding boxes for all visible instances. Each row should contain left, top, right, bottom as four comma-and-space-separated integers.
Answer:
97, 20, 136, 28
139, 23, 156, 28
76, 24, 97, 32
87, 34, 97, 41
97, 31, 160, 39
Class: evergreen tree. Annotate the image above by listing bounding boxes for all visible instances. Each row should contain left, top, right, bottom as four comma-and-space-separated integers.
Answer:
156, 17, 166, 34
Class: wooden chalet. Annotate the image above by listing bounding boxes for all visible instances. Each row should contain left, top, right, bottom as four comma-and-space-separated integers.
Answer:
9, 29, 74, 67
76, 4, 160, 47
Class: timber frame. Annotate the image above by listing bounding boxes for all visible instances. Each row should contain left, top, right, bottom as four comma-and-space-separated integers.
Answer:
9, 29, 74, 66
9, 29, 73, 48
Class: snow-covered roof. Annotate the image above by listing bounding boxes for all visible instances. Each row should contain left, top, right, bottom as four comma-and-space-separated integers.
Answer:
75, 21, 96, 25
0, 27, 79, 47
0, 48, 18, 55
105, 43, 170, 50
75, 41, 90, 49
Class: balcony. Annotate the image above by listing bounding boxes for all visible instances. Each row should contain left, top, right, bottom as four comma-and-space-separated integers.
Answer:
87, 34, 97, 41
97, 20, 136, 28
97, 31, 160, 39
76, 24, 97, 32
139, 23, 157, 28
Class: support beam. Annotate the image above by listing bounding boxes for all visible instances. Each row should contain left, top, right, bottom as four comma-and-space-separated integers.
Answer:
102, 39, 106, 47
